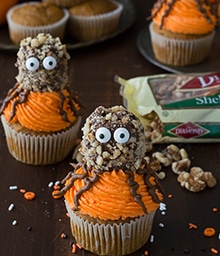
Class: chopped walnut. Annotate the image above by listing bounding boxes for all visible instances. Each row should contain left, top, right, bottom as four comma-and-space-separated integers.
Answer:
172, 159, 191, 174
177, 167, 217, 192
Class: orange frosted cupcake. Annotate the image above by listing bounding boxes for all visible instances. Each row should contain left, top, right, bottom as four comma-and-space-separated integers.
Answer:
0, 33, 82, 165
57, 106, 163, 255
149, 0, 217, 66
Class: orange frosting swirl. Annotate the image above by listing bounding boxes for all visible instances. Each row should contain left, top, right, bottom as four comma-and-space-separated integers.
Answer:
152, 0, 216, 35
3, 88, 79, 132
64, 167, 163, 221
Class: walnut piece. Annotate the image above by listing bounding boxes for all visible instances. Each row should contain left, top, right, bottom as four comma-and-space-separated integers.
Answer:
177, 167, 217, 192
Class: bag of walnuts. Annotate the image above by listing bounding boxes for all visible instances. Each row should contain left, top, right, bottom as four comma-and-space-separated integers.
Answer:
116, 72, 220, 143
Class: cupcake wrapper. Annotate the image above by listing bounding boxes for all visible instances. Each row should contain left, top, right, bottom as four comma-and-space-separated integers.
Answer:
68, 0, 123, 41
66, 201, 156, 255
149, 22, 215, 66
1, 115, 81, 165
7, 2, 69, 45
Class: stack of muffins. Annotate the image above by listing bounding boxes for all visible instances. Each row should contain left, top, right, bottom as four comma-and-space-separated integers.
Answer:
6, 0, 124, 44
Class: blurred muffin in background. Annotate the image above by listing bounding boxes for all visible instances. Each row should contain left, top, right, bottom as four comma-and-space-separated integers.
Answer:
68, 0, 123, 41
43, 0, 86, 8
7, 2, 69, 44
149, 0, 217, 66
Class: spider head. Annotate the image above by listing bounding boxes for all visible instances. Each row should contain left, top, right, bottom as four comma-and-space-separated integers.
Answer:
80, 106, 147, 171
16, 33, 70, 92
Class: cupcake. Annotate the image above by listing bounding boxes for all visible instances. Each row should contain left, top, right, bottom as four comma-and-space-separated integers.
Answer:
68, 0, 123, 41
0, 33, 82, 165
149, 0, 217, 66
7, 2, 69, 45
43, 0, 86, 8
57, 105, 163, 255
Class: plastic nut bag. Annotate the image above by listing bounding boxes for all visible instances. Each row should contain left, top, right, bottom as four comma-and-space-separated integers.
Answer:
116, 72, 220, 143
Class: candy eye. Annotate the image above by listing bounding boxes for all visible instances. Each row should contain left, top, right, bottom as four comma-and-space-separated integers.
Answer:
95, 127, 111, 143
43, 56, 57, 70
114, 127, 130, 143
26, 57, 39, 71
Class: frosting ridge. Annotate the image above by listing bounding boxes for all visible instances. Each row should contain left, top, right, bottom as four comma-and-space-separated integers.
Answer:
151, 0, 216, 34
3, 87, 79, 132
64, 166, 163, 221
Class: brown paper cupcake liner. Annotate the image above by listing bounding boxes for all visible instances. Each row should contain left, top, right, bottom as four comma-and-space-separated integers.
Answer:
7, 2, 69, 45
149, 22, 215, 66
1, 115, 81, 165
66, 201, 156, 255
68, 0, 123, 41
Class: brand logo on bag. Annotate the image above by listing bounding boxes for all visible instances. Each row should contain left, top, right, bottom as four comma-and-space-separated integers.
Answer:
179, 72, 220, 91
169, 122, 209, 139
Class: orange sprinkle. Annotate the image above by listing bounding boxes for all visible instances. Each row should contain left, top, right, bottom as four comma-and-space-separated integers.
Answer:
213, 207, 218, 213
211, 248, 218, 254
168, 194, 173, 199
189, 223, 197, 229
204, 227, 216, 237
149, 176, 156, 185
144, 250, 149, 255
24, 191, 36, 200
53, 185, 60, 190
71, 243, 77, 253
19, 189, 26, 194
52, 190, 62, 199
76, 243, 82, 249
60, 233, 68, 239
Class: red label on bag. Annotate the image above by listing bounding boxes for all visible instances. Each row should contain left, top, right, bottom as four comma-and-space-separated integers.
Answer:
168, 122, 209, 139
179, 73, 220, 91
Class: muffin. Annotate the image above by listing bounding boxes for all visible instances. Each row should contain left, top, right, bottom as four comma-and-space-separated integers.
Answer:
68, 0, 123, 41
57, 105, 163, 255
7, 2, 69, 45
43, 0, 86, 8
0, 33, 82, 165
149, 0, 217, 66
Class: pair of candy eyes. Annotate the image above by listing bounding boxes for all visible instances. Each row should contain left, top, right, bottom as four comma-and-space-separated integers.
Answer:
95, 127, 130, 144
26, 56, 57, 71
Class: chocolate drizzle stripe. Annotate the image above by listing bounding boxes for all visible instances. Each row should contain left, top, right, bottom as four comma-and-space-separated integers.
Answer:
58, 90, 69, 122
124, 169, 148, 214
0, 83, 20, 114
9, 89, 30, 121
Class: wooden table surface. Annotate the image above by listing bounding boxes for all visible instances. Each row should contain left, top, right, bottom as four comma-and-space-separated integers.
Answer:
1, 1, 220, 255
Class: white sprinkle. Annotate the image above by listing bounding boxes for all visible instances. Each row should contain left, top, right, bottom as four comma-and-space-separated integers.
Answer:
161, 211, 166, 215
48, 182, 54, 188
150, 235, 154, 243
55, 181, 60, 186
159, 222, 165, 228
9, 186, 18, 191
218, 233, 220, 240
8, 203, 15, 211
12, 220, 17, 226
159, 202, 166, 211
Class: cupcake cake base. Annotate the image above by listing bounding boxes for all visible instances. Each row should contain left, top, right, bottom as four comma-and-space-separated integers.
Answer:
66, 200, 156, 255
149, 22, 215, 66
1, 115, 81, 165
